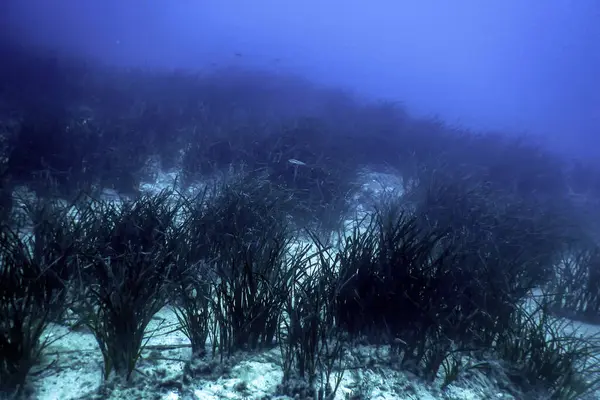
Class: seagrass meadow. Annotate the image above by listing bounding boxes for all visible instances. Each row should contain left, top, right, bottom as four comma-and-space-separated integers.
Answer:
2, 42, 600, 400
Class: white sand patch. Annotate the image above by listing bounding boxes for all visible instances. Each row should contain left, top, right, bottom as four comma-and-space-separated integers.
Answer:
29, 307, 533, 400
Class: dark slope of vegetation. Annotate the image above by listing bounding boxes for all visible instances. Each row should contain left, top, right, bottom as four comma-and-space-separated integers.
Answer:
2, 42, 600, 399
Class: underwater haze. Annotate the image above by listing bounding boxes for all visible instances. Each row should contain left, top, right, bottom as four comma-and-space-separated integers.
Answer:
3, 0, 599, 159
5, 2, 600, 400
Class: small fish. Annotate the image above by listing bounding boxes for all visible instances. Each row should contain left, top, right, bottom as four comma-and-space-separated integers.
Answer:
288, 159, 307, 166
